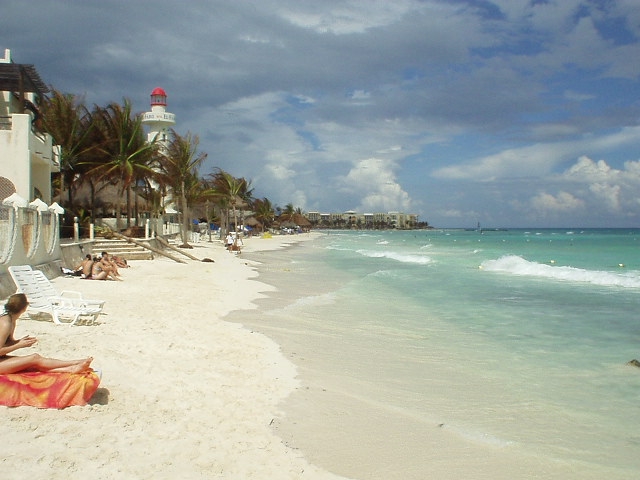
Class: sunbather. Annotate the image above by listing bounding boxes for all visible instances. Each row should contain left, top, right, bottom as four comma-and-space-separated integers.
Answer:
111, 255, 129, 268
0, 293, 93, 375
77, 254, 94, 278
100, 251, 121, 277
91, 256, 120, 280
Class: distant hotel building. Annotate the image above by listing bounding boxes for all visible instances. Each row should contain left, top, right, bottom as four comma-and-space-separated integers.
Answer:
306, 210, 422, 229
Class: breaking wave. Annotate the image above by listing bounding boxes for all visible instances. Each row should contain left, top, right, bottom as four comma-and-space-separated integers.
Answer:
480, 255, 640, 288
356, 249, 432, 265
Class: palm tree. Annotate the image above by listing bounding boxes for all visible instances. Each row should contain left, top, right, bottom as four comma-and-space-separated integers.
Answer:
279, 203, 296, 224
252, 197, 275, 231
89, 99, 157, 229
39, 89, 95, 208
158, 129, 207, 247
208, 169, 253, 249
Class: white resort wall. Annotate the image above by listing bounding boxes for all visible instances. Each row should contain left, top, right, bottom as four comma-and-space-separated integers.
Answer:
0, 198, 64, 299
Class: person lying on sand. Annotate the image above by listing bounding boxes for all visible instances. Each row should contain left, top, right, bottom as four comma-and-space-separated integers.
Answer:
0, 294, 93, 375
111, 255, 129, 268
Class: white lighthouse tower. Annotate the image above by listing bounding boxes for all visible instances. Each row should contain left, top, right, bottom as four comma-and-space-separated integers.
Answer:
142, 87, 175, 148
142, 88, 177, 235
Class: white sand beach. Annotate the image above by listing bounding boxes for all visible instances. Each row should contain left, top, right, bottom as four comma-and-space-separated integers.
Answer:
1, 233, 348, 480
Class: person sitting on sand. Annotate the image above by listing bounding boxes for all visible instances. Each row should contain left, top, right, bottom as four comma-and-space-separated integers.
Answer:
91, 256, 120, 281
76, 254, 94, 278
100, 251, 121, 277
0, 293, 93, 375
61, 254, 92, 277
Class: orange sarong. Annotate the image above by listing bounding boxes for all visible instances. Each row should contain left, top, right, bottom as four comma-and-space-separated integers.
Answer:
0, 371, 100, 408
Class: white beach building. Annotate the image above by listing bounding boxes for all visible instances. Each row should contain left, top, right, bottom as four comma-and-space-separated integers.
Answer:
0, 49, 65, 297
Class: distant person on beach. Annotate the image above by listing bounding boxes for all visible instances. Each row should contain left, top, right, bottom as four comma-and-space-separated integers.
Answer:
91, 255, 120, 281
61, 254, 94, 277
99, 252, 121, 278
111, 255, 129, 268
77, 254, 94, 278
0, 293, 93, 374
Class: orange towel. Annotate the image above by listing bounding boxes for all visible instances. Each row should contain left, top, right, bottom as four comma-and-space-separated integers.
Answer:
0, 371, 101, 408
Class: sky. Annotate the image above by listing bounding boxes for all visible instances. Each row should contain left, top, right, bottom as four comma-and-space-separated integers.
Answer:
3, 0, 640, 228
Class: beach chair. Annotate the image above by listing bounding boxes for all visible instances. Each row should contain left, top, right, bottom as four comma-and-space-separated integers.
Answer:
32, 270, 105, 310
8, 265, 104, 325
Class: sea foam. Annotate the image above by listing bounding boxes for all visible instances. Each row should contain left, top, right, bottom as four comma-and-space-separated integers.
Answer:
481, 255, 640, 288
356, 249, 432, 265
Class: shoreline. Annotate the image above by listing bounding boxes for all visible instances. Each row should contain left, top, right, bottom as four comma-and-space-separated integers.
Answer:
1, 232, 346, 479
234, 233, 629, 480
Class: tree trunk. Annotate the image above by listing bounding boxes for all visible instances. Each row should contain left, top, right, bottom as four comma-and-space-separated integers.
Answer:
232, 204, 239, 249
65, 171, 74, 207
134, 182, 139, 227
116, 184, 124, 231
180, 189, 191, 247
126, 185, 132, 228
89, 180, 96, 223
111, 232, 186, 263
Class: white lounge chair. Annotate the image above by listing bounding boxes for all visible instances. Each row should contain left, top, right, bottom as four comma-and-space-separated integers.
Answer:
8, 265, 104, 325
32, 270, 105, 310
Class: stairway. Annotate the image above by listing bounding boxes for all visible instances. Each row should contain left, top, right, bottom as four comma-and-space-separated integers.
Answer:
91, 238, 154, 261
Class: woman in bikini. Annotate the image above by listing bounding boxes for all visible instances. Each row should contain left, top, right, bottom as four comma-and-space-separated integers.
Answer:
91, 256, 120, 280
0, 293, 93, 375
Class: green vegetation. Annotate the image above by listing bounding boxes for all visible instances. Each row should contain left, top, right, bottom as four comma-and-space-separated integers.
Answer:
39, 88, 288, 240
39, 88, 428, 239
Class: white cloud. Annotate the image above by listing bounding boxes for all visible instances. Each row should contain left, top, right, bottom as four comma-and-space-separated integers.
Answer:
6, 0, 640, 226
433, 128, 640, 182
339, 157, 412, 212
350, 90, 370, 100
530, 191, 585, 215
556, 156, 640, 213
276, 0, 425, 34
264, 163, 296, 181
563, 155, 614, 182
522, 156, 640, 220
589, 183, 621, 211
432, 143, 563, 181
559, 155, 640, 188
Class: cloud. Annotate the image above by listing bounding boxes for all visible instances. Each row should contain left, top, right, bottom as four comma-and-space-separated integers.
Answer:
558, 155, 640, 213
338, 158, 412, 212
276, 0, 429, 34
4, 0, 640, 226
522, 155, 640, 220
589, 183, 621, 211
563, 155, 615, 181
530, 191, 585, 215
432, 127, 640, 182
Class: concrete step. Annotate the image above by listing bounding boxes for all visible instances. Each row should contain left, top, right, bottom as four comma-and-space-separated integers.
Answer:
91, 238, 154, 261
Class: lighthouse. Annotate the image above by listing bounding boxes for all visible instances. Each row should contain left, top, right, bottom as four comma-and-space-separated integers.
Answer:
141, 87, 175, 147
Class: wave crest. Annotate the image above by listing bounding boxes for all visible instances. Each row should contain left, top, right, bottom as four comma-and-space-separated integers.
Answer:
356, 249, 432, 265
481, 255, 640, 288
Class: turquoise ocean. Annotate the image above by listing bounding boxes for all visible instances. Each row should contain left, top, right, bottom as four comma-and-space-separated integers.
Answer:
235, 229, 640, 479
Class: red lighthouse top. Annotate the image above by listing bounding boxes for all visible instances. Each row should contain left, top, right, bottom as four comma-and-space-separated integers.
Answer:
150, 87, 167, 106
